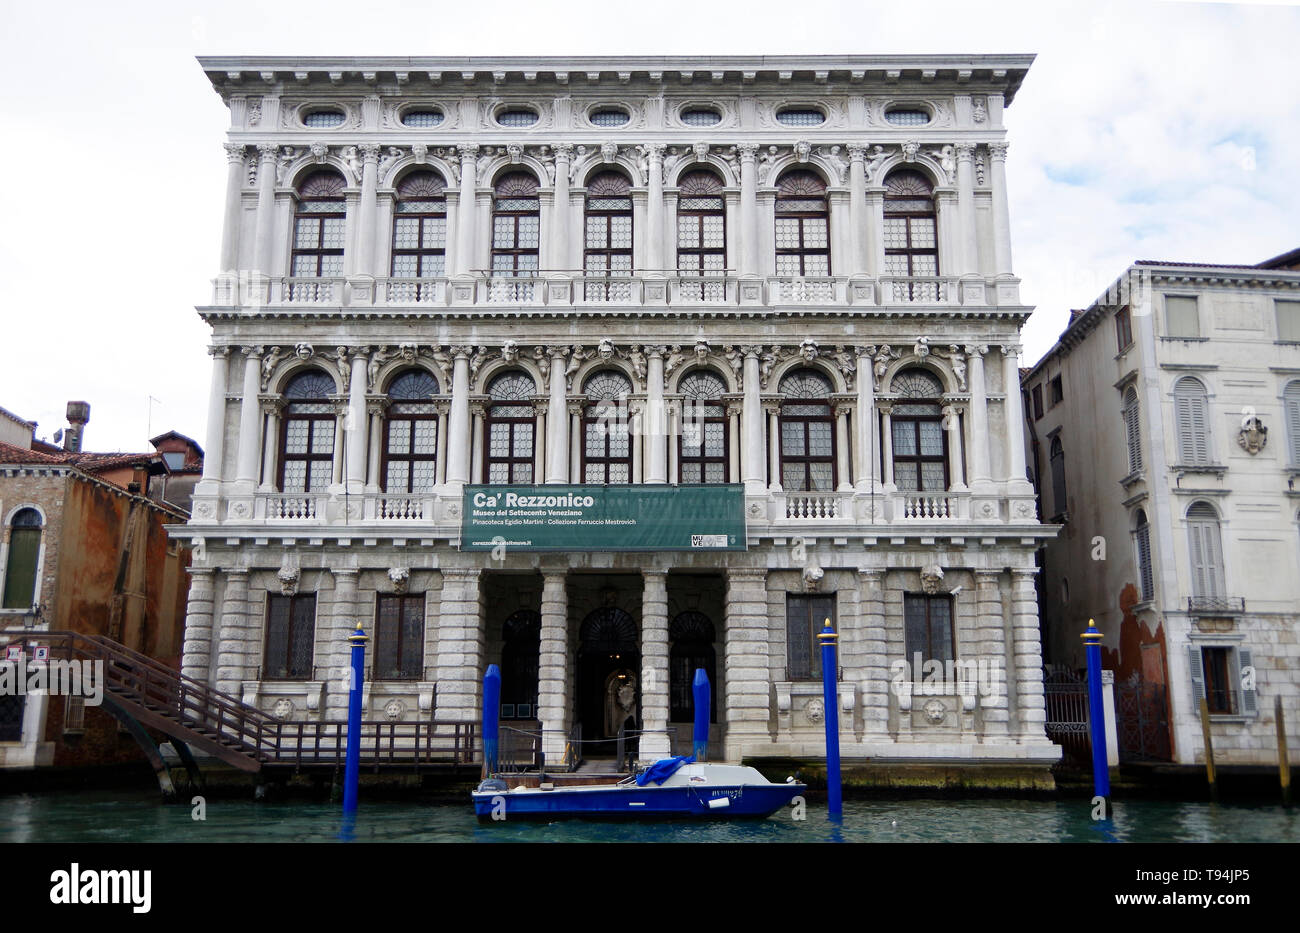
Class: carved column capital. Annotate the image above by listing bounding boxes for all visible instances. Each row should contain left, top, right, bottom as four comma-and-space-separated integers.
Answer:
553, 143, 574, 160
955, 142, 977, 162
965, 343, 989, 357
359, 142, 382, 162
988, 141, 1010, 162
736, 142, 759, 162
457, 144, 480, 161
209, 345, 232, 359
256, 143, 280, 162
449, 345, 474, 359
847, 143, 867, 163
224, 143, 246, 163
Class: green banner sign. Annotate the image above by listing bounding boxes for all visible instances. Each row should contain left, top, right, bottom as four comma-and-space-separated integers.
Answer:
460, 484, 746, 552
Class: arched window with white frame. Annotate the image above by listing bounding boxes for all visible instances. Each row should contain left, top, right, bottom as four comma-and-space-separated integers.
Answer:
779, 369, 835, 491
485, 371, 537, 483
1186, 501, 1225, 601
676, 169, 726, 301
279, 369, 337, 493
890, 368, 948, 492
1133, 508, 1154, 602
391, 170, 447, 300
291, 170, 346, 279
582, 371, 633, 483
774, 170, 830, 277
383, 369, 439, 493
678, 369, 729, 483
883, 169, 938, 300
584, 171, 633, 300
491, 172, 541, 276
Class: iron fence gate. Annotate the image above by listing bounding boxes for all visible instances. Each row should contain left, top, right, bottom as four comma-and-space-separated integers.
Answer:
1043, 667, 1091, 766
1116, 672, 1171, 762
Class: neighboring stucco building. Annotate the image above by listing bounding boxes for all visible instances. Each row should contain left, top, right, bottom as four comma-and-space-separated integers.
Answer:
1023, 250, 1300, 766
181, 54, 1060, 783
0, 404, 194, 770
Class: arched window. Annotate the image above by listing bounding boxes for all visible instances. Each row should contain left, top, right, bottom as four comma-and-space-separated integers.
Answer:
779, 369, 835, 491
491, 172, 540, 276
1123, 387, 1142, 475
1283, 380, 1300, 467
1187, 502, 1225, 600
2, 509, 42, 610
883, 169, 938, 300
500, 610, 540, 720
676, 170, 726, 300
280, 370, 336, 493
1133, 508, 1154, 601
669, 611, 717, 723
775, 170, 830, 277
486, 371, 537, 483
583, 371, 633, 483
584, 172, 633, 300
679, 370, 728, 483
383, 370, 439, 493
391, 171, 446, 297
1174, 376, 1211, 465
292, 170, 346, 278
890, 369, 948, 492
1049, 436, 1067, 518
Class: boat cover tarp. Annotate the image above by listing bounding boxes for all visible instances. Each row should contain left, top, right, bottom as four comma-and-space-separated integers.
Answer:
635, 755, 696, 786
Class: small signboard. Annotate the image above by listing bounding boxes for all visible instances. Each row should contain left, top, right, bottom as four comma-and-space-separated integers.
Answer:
461, 484, 747, 552
4, 645, 21, 661
32, 646, 49, 662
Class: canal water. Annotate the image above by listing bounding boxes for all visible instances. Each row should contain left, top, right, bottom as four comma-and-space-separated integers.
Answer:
2, 789, 1297, 843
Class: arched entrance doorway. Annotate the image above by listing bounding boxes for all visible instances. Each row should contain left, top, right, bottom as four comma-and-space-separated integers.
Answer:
669, 611, 717, 724
577, 606, 640, 755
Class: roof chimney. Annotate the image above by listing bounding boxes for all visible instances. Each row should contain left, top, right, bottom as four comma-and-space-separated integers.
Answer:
64, 401, 90, 452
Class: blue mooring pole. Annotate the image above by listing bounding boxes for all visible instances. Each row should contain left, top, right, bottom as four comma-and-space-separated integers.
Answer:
342, 622, 368, 816
818, 618, 842, 818
1082, 618, 1111, 818
692, 668, 710, 761
482, 664, 501, 777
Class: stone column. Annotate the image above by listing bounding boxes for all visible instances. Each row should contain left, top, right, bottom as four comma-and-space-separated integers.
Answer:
853, 347, 876, 489
551, 145, 572, 273
345, 350, 368, 492
738, 143, 759, 277
975, 570, 1009, 738
568, 402, 583, 483
470, 403, 485, 484
434, 568, 484, 724
220, 144, 246, 273
835, 402, 852, 492
444, 348, 472, 487
630, 403, 644, 484
538, 571, 570, 765
366, 399, 385, 493
545, 347, 569, 484
1010, 568, 1047, 742
988, 143, 1014, 277
865, 185, 887, 276
857, 569, 889, 739
454, 145, 478, 277
330, 401, 347, 488
955, 143, 979, 276
935, 190, 959, 283
215, 568, 249, 698
644, 145, 665, 272
645, 348, 667, 483
356, 143, 381, 277
766, 404, 782, 491
434, 401, 449, 487
1002, 344, 1030, 490
252, 144, 279, 276
199, 347, 230, 487
967, 346, 991, 487
847, 145, 867, 276
181, 567, 216, 685
723, 568, 770, 760
666, 401, 680, 483
944, 403, 967, 491
258, 398, 280, 490
727, 403, 741, 484
640, 568, 671, 759
880, 402, 895, 490
741, 349, 765, 492
234, 348, 263, 487
326, 568, 359, 718
531, 399, 547, 482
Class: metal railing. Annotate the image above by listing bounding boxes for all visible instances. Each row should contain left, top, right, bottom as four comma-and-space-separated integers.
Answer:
1188, 596, 1245, 614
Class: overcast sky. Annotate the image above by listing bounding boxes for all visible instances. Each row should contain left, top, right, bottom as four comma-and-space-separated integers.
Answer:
0, 0, 1296, 452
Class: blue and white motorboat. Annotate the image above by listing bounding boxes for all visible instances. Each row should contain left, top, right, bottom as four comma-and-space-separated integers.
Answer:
472, 758, 806, 821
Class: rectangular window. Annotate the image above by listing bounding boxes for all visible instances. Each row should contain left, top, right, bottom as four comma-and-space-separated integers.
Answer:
1049, 375, 1064, 407
1202, 647, 1234, 714
1165, 295, 1201, 338
0, 694, 24, 742
786, 594, 835, 681
903, 594, 955, 664
1277, 299, 1300, 341
1116, 305, 1133, 351
375, 594, 425, 681
1031, 384, 1043, 420
264, 594, 316, 680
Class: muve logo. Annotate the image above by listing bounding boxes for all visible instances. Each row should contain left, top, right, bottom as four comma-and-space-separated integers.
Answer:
49, 863, 151, 914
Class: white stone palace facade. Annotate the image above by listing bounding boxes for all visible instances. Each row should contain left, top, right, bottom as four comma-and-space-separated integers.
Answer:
179, 55, 1059, 777
1024, 251, 1300, 766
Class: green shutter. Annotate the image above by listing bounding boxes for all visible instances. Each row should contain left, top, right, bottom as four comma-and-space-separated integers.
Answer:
1187, 645, 1206, 704
1, 527, 40, 610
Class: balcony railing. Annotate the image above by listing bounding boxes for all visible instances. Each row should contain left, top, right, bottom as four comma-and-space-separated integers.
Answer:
880, 276, 957, 304
773, 277, 838, 304
281, 278, 339, 304
368, 494, 431, 521
894, 492, 969, 520
384, 278, 446, 305
485, 276, 538, 304
257, 494, 322, 521
1188, 596, 1245, 614
579, 276, 637, 304
778, 492, 848, 520
672, 275, 734, 304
